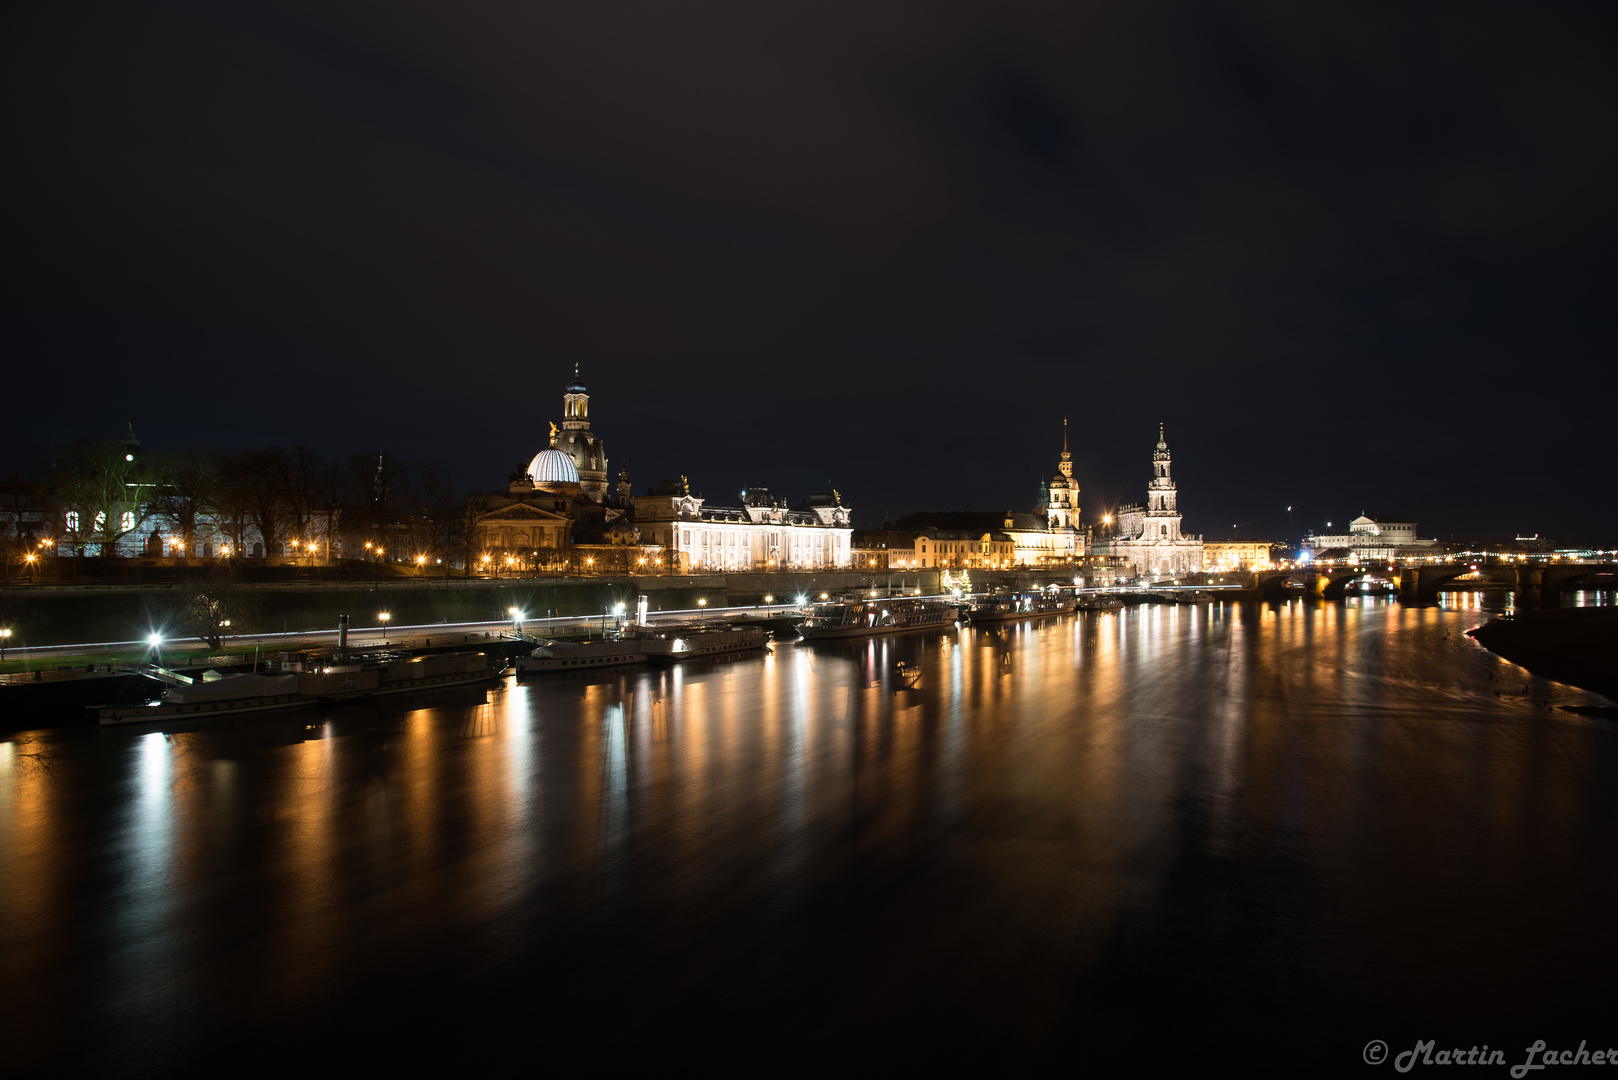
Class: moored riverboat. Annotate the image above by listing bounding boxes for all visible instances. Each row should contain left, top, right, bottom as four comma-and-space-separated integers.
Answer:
98, 672, 313, 725
516, 638, 648, 673
969, 591, 1077, 623
799, 597, 959, 640
635, 622, 768, 661
297, 651, 499, 701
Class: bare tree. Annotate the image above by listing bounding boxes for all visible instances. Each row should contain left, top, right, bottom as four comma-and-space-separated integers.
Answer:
208, 450, 256, 556
45, 437, 154, 556
216, 448, 299, 556
341, 451, 403, 556
0, 473, 43, 580
151, 449, 218, 557
178, 590, 256, 650
401, 462, 460, 560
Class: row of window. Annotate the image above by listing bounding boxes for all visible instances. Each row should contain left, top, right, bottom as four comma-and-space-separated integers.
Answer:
62, 511, 136, 534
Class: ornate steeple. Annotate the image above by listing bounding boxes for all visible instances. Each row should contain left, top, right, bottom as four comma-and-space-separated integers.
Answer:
1149, 423, 1176, 513
557, 363, 607, 502
1047, 418, 1079, 531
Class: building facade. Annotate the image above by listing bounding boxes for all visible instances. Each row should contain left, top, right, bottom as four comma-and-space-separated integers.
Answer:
896, 425, 1086, 570
467, 369, 639, 569
1304, 515, 1438, 561
632, 482, 853, 572
913, 529, 1017, 569
1092, 424, 1203, 579
1202, 540, 1277, 572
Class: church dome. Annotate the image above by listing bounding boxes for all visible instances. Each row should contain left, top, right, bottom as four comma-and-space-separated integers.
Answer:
527, 448, 580, 485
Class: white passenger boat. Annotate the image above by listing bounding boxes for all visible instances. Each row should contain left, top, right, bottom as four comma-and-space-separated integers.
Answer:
635, 622, 767, 661
516, 638, 648, 673
798, 598, 959, 640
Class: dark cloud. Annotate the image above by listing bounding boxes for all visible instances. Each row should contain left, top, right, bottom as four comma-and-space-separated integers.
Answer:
3, 0, 1615, 537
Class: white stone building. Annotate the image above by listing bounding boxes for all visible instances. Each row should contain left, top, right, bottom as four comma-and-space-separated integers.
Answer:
1304, 515, 1438, 561
632, 483, 853, 572
1092, 424, 1203, 579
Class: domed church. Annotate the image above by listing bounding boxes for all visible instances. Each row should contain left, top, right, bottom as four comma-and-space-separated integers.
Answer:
467, 365, 632, 568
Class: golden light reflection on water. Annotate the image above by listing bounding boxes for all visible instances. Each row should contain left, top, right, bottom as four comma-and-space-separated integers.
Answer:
3, 597, 1617, 1075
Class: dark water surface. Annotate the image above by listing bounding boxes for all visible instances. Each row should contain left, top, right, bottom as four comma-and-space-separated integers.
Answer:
4, 596, 1616, 1077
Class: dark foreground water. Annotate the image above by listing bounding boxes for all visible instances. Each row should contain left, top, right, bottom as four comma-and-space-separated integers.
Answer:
3, 596, 1616, 1077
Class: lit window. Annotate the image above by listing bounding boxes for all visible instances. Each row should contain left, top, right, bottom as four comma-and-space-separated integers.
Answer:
121, 511, 135, 532
66, 511, 80, 532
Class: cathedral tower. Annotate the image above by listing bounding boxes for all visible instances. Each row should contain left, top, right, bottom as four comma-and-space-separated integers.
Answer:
1144, 423, 1181, 539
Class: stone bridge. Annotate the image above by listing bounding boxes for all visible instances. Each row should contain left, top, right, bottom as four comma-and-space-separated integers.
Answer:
1253, 562, 1617, 604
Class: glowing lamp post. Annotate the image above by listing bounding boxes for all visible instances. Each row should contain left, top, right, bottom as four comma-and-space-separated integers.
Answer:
509, 607, 523, 634
379, 612, 390, 644
0, 627, 11, 661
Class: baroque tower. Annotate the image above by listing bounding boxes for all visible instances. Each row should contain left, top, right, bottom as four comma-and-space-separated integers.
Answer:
1145, 423, 1181, 538
1046, 418, 1079, 530
557, 363, 608, 503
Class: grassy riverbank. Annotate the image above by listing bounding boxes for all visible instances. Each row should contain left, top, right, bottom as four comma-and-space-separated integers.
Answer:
1469, 606, 1618, 702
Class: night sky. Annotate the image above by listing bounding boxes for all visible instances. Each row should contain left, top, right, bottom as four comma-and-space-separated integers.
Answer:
5, 2, 1615, 540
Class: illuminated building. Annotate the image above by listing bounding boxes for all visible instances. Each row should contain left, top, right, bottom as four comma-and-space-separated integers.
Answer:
901, 425, 1086, 569
554, 363, 609, 503
913, 529, 1016, 569
1091, 424, 1204, 579
467, 370, 641, 569
1042, 418, 1079, 530
1303, 515, 1438, 562
1202, 540, 1277, 572
469, 370, 851, 573
632, 481, 853, 572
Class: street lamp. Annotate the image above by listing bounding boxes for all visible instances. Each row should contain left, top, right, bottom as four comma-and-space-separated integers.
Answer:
379, 612, 390, 643
0, 627, 10, 661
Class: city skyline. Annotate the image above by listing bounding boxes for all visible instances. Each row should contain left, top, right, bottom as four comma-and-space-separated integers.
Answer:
4, 4, 1616, 538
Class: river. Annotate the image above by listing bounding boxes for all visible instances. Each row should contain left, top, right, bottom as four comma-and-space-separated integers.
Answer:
3, 594, 1615, 1076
